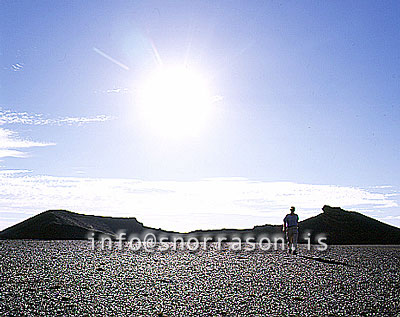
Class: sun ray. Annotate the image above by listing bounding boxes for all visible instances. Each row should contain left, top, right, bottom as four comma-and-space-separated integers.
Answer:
93, 47, 130, 70
149, 38, 163, 66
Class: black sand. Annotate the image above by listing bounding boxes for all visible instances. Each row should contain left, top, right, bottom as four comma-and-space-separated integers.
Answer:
1, 241, 399, 316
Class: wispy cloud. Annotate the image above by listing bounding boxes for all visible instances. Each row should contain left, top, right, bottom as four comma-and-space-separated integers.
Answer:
0, 175, 398, 231
0, 149, 28, 158
106, 88, 129, 94
93, 47, 130, 71
0, 129, 54, 148
0, 128, 55, 158
48, 115, 112, 125
11, 63, 24, 72
0, 108, 114, 126
0, 169, 32, 175
93, 87, 130, 94
0, 108, 113, 160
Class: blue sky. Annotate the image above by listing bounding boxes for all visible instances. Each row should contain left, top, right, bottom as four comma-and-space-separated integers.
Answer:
1, 1, 399, 231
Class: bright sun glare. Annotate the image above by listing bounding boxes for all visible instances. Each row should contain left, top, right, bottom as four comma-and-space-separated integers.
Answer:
137, 66, 214, 138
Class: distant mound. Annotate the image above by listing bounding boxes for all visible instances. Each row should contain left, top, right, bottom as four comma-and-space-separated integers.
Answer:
0, 206, 399, 244
0, 210, 150, 240
297, 205, 400, 244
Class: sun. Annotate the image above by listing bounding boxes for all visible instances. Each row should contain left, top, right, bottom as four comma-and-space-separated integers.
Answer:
137, 65, 214, 138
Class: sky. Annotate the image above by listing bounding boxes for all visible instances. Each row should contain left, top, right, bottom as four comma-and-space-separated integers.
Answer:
0, 1, 399, 232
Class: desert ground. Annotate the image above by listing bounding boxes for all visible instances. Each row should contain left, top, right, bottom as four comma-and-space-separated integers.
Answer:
0, 241, 399, 316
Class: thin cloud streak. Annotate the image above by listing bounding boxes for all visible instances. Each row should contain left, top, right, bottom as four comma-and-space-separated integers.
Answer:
93, 47, 130, 70
11, 63, 24, 71
0, 149, 28, 159
0, 128, 55, 158
106, 88, 129, 94
0, 129, 54, 148
0, 108, 114, 126
0, 169, 32, 174
0, 175, 397, 231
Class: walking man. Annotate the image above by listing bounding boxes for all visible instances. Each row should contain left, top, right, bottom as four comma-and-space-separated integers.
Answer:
283, 206, 299, 255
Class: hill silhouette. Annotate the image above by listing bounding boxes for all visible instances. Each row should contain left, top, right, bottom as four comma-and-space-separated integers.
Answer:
298, 205, 400, 244
0, 210, 174, 240
0, 205, 399, 244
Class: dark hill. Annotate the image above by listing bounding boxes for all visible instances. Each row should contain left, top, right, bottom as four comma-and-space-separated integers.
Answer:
0, 206, 399, 244
0, 210, 156, 240
297, 205, 400, 244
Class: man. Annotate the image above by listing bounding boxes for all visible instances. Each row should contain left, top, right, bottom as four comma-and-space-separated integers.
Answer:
283, 206, 299, 255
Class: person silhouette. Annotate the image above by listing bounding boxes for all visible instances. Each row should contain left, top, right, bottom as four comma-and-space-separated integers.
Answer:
283, 206, 299, 255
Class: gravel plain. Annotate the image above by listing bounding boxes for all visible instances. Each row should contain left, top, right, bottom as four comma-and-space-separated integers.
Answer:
0, 241, 399, 316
